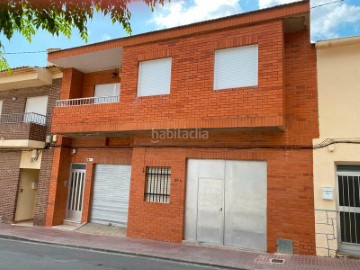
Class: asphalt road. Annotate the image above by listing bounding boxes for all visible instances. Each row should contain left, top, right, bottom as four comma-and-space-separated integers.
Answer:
0, 238, 225, 270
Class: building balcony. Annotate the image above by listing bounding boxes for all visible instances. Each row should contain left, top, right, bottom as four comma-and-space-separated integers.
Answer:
56, 95, 119, 107
52, 92, 285, 136
0, 113, 47, 149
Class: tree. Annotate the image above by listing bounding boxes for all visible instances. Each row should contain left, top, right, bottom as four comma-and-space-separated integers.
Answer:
0, 0, 166, 70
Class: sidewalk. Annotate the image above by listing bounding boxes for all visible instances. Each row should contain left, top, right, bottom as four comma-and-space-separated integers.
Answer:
0, 224, 359, 270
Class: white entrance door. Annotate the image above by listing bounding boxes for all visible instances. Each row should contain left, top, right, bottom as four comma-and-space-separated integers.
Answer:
65, 164, 86, 222
337, 166, 360, 255
24, 96, 48, 124
90, 164, 131, 227
185, 159, 267, 251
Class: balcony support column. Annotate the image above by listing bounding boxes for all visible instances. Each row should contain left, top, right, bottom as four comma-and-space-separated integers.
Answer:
61, 68, 84, 100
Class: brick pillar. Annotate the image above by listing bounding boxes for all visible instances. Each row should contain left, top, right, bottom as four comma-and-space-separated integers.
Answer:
45, 136, 72, 226
81, 163, 94, 223
60, 68, 84, 100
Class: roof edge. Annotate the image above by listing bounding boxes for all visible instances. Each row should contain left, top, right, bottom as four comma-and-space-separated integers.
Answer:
48, 0, 309, 61
316, 35, 360, 49
0, 66, 62, 78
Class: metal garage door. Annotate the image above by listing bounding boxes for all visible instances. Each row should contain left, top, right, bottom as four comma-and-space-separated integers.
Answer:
90, 164, 131, 227
185, 159, 267, 251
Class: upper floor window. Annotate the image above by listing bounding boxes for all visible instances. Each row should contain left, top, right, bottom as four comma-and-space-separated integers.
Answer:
138, 58, 172, 97
24, 96, 48, 125
214, 44, 258, 90
95, 83, 120, 104
95, 83, 120, 97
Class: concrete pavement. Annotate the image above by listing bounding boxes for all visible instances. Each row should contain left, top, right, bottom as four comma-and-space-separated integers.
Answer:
0, 224, 359, 269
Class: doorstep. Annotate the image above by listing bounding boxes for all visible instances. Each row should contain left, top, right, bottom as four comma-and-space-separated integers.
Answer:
11, 220, 34, 227
76, 223, 127, 237
0, 224, 360, 270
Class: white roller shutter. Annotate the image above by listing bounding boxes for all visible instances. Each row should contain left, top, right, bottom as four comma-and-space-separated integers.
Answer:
25, 96, 48, 116
214, 45, 258, 90
94, 83, 120, 97
90, 164, 131, 227
137, 57, 172, 97
24, 96, 48, 125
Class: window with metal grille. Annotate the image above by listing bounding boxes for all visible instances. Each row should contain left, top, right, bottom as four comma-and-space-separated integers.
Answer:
144, 167, 171, 203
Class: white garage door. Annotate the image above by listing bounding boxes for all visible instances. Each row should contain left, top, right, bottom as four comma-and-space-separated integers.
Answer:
185, 159, 267, 251
90, 164, 131, 227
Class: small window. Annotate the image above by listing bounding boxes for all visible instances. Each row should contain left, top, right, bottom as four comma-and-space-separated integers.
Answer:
214, 44, 258, 90
138, 58, 172, 97
144, 167, 171, 203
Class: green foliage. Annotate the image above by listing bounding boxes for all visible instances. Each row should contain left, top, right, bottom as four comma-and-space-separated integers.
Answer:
0, 0, 166, 71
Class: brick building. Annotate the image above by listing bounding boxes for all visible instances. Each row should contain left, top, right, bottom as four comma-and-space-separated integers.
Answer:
0, 66, 62, 226
45, 1, 318, 255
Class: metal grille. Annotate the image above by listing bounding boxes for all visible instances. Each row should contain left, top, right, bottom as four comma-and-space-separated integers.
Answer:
0, 112, 46, 125
68, 169, 85, 212
56, 95, 119, 107
144, 167, 171, 203
338, 175, 360, 245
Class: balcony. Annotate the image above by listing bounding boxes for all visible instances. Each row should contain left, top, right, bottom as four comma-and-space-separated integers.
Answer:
0, 113, 47, 149
56, 95, 119, 108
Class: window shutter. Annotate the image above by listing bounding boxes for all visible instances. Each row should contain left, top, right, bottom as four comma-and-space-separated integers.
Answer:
214, 45, 258, 90
138, 58, 172, 97
0, 100, 3, 114
94, 83, 120, 97
24, 96, 48, 125
25, 96, 48, 116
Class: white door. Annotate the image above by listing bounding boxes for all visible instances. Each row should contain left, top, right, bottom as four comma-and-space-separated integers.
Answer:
24, 96, 48, 124
90, 164, 131, 227
185, 159, 267, 251
65, 164, 86, 222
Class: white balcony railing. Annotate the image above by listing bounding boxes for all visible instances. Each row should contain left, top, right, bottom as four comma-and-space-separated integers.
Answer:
55, 95, 119, 108
0, 112, 47, 126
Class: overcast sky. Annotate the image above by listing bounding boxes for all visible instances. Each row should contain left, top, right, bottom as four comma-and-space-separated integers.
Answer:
2, 0, 360, 68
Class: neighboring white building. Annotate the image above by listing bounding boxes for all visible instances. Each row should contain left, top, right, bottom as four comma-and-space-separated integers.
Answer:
314, 36, 360, 257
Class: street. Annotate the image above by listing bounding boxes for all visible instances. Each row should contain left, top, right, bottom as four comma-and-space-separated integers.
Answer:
0, 239, 224, 270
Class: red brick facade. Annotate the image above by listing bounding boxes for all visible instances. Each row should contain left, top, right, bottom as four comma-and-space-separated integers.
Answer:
52, 20, 285, 133
46, 1, 318, 255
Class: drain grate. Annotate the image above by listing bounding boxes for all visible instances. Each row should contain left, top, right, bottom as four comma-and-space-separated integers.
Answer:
270, 258, 285, 264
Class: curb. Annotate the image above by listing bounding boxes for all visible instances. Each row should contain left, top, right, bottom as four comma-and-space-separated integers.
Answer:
0, 234, 245, 270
